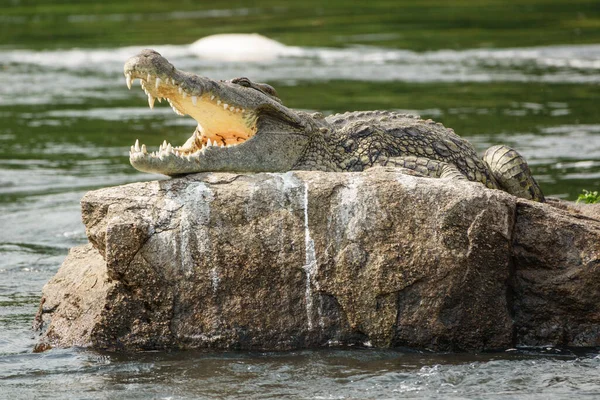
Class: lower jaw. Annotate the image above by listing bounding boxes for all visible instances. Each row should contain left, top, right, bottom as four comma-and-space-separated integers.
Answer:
129, 131, 251, 161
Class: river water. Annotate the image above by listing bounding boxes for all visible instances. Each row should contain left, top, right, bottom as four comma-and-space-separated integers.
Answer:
1, 3, 600, 399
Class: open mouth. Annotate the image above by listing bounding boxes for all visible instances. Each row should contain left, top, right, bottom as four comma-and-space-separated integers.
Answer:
125, 70, 258, 161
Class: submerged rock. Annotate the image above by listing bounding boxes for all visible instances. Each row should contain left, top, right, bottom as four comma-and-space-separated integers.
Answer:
33, 169, 600, 351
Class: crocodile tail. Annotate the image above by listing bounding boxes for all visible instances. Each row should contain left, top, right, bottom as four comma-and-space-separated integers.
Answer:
483, 145, 545, 202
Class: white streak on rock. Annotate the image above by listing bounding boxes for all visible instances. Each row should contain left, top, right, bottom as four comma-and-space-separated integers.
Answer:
302, 180, 317, 330
167, 181, 214, 278
394, 171, 419, 190
271, 172, 321, 330
210, 266, 220, 293
336, 175, 361, 242
326, 174, 365, 251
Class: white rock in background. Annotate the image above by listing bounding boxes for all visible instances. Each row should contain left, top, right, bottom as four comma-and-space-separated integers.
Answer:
189, 33, 301, 62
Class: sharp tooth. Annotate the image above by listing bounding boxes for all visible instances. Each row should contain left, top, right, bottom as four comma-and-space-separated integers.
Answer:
207, 138, 213, 147
178, 87, 183, 94
141, 81, 146, 89
192, 96, 197, 106
223, 104, 229, 110
157, 97, 162, 103
162, 140, 168, 149
182, 91, 187, 98
135, 139, 140, 152
217, 100, 221, 105
126, 73, 132, 90
142, 144, 147, 154
147, 74, 151, 82
166, 143, 173, 153
172, 78, 176, 85
148, 94, 155, 109
130, 145, 134, 153
155, 77, 161, 89
210, 95, 215, 100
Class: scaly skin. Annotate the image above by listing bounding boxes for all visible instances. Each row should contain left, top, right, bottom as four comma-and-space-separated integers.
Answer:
124, 49, 544, 202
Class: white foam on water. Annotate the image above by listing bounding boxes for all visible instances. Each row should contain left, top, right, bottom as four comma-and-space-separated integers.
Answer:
67, 8, 254, 24
472, 126, 600, 164
2, 35, 600, 106
2, 34, 599, 84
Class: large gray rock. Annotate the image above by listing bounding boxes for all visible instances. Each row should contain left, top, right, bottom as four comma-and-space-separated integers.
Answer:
33, 168, 600, 352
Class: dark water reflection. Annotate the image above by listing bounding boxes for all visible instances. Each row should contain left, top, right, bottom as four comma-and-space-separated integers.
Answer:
1, 2, 600, 398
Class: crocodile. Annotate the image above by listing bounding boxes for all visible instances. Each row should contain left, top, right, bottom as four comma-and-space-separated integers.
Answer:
124, 49, 544, 202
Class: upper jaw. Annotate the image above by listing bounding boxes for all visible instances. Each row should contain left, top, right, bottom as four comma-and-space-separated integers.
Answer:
123, 50, 262, 119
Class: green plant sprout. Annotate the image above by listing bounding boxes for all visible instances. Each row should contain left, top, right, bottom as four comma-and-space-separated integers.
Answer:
577, 189, 600, 204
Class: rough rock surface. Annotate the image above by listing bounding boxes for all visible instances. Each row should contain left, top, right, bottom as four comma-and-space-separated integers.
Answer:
512, 199, 600, 347
33, 168, 600, 352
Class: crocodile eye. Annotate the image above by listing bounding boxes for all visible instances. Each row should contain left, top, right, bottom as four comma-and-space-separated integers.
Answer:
230, 77, 282, 103
231, 77, 251, 87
